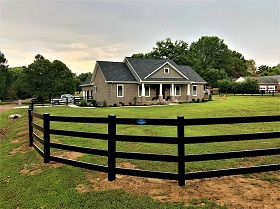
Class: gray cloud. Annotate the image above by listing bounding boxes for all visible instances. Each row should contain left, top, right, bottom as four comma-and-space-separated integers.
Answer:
1, 0, 279, 75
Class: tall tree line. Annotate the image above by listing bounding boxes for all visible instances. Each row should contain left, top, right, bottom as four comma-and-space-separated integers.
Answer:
132, 36, 279, 87
0, 52, 91, 100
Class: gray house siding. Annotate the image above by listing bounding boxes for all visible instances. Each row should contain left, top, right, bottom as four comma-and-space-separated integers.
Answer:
81, 57, 207, 106
149, 64, 183, 79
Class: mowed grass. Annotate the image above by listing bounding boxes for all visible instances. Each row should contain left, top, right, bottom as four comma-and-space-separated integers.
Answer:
0, 95, 279, 208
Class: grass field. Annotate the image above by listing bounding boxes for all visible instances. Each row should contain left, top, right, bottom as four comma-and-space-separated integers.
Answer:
0, 95, 279, 208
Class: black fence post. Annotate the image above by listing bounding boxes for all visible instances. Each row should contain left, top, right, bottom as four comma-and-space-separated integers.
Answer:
108, 114, 116, 181
28, 106, 33, 146
177, 115, 185, 186
43, 113, 51, 163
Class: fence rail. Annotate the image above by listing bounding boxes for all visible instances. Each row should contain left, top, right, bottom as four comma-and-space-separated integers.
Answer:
28, 107, 280, 186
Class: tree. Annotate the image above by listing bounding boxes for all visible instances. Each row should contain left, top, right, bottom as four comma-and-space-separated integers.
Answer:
258, 64, 280, 76
187, 36, 232, 76
202, 68, 228, 88
239, 77, 259, 94
7, 67, 32, 99
26, 55, 75, 99
217, 78, 235, 93
75, 72, 92, 92
0, 51, 9, 100
228, 50, 249, 78
132, 38, 189, 65
246, 59, 257, 75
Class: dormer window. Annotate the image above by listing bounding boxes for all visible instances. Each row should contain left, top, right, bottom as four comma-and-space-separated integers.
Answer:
164, 68, 169, 74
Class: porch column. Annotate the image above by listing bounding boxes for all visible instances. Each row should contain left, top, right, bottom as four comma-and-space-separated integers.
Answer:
159, 83, 163, 102
171, 84, 175, 102
187, 84, 191, 95
187, 83, 191, 102
141, 83, 145, 105
82, 90, 86, 100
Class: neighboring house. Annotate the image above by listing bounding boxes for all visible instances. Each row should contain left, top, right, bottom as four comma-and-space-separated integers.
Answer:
235, 75, 280, 92
255, 75, 280, 92
80, 57, 206, 106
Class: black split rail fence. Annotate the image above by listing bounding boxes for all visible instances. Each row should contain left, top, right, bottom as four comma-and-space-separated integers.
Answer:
28, 107, 280, 186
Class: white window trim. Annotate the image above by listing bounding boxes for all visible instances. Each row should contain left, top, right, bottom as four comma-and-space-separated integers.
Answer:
268, 86, 275, 90
174, 85, 181, 96
117, 84, 124, 97
259, 86, 266, 90
164, 68, 169, 74
192, 85, 197, 96
94, 86, 97, 93
138, 85, 150, 97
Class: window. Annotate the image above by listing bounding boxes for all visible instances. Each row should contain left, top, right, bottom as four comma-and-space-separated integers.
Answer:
259, 86, 266, 91
117, 84, 124, 97
192, 85, 197, 96
268, 86, 275, 91
138, 85, 150, 97
164, 68, 169, 74
94, 86, 97, 93
174, 85, 181, 96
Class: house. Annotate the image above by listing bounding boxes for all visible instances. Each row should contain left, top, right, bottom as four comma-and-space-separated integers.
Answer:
234, 75, 280, 92
80, 57, 206, 106
255, 75, 280, 92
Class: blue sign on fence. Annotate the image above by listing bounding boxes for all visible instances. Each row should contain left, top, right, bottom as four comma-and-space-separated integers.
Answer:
137, 119, 146, 125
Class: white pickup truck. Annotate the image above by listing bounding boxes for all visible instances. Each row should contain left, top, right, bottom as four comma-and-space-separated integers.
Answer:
51, 94, 73, 105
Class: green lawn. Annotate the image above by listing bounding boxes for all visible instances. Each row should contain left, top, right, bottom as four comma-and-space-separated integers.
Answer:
0, 95, 279, 208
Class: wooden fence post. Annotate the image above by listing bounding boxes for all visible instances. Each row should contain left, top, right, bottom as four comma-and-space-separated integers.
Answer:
108, 114, 116, 181
177, 115, 185, 186
43, 113, 51, 163
28, 106, 33, 147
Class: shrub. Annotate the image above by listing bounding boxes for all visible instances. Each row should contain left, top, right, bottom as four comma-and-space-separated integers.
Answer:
80, 99, 87, 107
91, 99, 97, 107
102, 100, 107, 107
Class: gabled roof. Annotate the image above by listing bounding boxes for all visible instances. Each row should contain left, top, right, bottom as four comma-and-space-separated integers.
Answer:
255, 75, 280, 84
91, 57, 206, 84
125, 57, 206, 83
80, 78, 92, 86
97, 61, 137, 82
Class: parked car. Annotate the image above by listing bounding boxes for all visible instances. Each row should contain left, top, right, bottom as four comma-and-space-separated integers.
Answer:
51, 94, 73, 105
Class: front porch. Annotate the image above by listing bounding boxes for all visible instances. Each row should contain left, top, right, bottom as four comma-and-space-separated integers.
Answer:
139, 83, 193, 105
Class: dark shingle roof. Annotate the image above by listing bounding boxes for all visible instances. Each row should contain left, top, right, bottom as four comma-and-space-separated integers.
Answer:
255, 75, 280, 84
125, 57, 206, 83
97, 61, 137, 82
80, 78, 92, 86
94, 57, 206, 83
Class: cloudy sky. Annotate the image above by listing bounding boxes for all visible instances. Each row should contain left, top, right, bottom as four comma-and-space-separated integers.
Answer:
1, 0, 279, 75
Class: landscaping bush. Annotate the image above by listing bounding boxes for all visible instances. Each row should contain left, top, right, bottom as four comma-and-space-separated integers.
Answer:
102, 100, 107, 107
80, 99, 87, 107
91, 99, 97, 107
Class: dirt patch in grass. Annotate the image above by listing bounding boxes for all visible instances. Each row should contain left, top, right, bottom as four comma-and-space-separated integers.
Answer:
77, 162, 280, 208
12, 135, 28, 143
9, 142, 33, 155
0, 128, 9, 140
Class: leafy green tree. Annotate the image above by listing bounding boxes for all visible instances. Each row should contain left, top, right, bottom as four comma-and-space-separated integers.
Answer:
217, 78, 235, 93
246, 59, 257, 75
26, 55, 75, 99
188, 36, 232, 76
202, 68, 228, 87
258, 64, 280, 76
132, 38, 189, 65
75, 72, 92, 92
228, 51, 249, 78
7, 67, 32, 99
239, 77, 259, 94
0, 51, 9, 100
